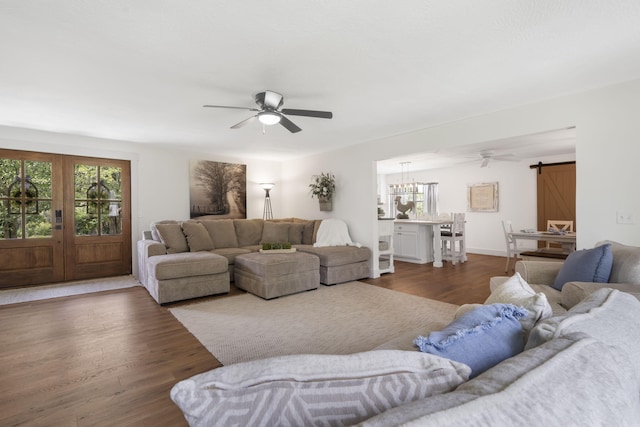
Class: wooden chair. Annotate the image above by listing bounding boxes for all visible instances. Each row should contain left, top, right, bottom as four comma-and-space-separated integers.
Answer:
441, 213, 466, 265
501, 219, 524, 272
546, 220, 573, 232
545, 220, 574, 249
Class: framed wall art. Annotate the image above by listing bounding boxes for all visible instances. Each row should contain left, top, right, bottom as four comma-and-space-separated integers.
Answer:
467, 182, 498, 212
189, 160, 246, 219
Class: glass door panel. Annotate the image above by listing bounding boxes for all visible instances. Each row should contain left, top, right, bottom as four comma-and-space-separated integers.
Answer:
73, 164, 123, 236
0, 158, 53, 239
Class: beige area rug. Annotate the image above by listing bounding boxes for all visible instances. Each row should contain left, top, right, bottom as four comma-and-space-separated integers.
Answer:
0, 275, 141, 305
169, 281, 458, 365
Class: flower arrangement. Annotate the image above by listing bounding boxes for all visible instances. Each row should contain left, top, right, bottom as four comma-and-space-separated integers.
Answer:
309, 172, 336, 199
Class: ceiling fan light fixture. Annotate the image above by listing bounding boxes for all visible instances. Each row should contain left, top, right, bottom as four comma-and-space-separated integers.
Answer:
258, 111, 281, 125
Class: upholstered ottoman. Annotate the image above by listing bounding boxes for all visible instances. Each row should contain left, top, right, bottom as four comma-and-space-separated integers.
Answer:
296, 245, 371, 285
234, 252, 320, 299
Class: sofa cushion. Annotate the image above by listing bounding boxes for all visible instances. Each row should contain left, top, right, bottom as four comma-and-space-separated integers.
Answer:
170, 350, 470, 427
181, 221, 214, 252
287, 223, 305, 245
150, 219, 179, 241
292, 218, 317, 244
414, 304, 527, 378
525, 288, 640, 378
234, 219, 264, 247
599, 240, 640, 284
201, 220, 239, 248
155, 223, 189, 254
363, 334, 639, 426
553, 243, 612, 290
260, 222, 290, 243
149, 252, 227, 280
484, 273, 552, 335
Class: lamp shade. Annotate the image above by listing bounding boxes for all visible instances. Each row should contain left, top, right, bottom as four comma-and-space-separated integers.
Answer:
260, 183, 275, 191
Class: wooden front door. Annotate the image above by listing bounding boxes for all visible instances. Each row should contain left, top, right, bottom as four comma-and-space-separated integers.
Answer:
0, 150, 131, 288
536, 162, 576, 241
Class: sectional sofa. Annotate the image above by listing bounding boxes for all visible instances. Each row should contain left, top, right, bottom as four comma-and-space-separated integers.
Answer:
137, 218, 371, 304
170, 241, 640, 426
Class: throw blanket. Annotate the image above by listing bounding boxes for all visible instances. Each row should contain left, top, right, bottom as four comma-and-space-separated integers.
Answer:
314, 218, 362, 248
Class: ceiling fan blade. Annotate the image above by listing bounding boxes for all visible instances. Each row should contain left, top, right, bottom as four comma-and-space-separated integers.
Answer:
282, 108, 333, 119
263, 90, 284, 110
230, 115, 257, 129
279, 115, 302, 133
204, 105, 259, 111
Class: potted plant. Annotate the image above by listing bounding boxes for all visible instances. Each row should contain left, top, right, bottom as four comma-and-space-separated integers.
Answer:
309, 172, 336, 211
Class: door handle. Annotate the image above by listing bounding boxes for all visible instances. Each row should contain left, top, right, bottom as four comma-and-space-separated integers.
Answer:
55, 210, 63, 229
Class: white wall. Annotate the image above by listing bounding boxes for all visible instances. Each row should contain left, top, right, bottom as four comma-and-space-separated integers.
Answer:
2, 78, 640, 281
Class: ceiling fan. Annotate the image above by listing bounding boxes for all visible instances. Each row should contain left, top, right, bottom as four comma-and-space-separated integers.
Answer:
203, 90, 333, 133
476, 150, 518, 168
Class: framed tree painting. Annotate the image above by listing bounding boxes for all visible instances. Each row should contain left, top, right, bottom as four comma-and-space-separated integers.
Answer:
189, 160, 246, 219
467, 182, 498, 212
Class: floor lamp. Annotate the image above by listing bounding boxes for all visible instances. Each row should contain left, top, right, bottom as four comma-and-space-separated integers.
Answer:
260, 183, 274, 220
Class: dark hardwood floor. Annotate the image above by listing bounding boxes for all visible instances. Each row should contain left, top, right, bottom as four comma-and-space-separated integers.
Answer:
361, 253, 501, 304
0, 253, 507, 426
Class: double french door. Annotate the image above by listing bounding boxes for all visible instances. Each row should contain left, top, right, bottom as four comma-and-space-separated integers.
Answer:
0, 149, 131, 288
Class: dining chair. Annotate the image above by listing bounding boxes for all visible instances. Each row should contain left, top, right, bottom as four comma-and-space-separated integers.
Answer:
441, 213, 466, 265
438, 212, 452, 233
545, 219, 574, 250
501, 219, 523, 272
546, 220, 574, 232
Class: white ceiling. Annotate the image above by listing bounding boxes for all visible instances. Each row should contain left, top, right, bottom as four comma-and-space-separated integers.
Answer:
1, 1, 640, 162
377, 127, 577, 174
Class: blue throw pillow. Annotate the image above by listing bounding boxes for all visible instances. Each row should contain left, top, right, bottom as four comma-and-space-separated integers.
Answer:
553, 244, 613, 291
414, 304, 527, 378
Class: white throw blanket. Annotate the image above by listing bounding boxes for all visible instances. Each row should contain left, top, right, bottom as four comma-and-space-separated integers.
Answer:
313, 218, 362, 248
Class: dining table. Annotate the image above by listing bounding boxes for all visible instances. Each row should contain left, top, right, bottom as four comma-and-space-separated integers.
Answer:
509, 230, 577, 252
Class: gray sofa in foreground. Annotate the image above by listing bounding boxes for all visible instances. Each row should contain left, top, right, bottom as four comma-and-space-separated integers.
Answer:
137, 218, 371, 304
170, 287, 640, 426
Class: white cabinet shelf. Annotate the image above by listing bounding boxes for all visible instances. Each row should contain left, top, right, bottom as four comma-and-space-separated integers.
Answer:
377, 220, 395, 275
